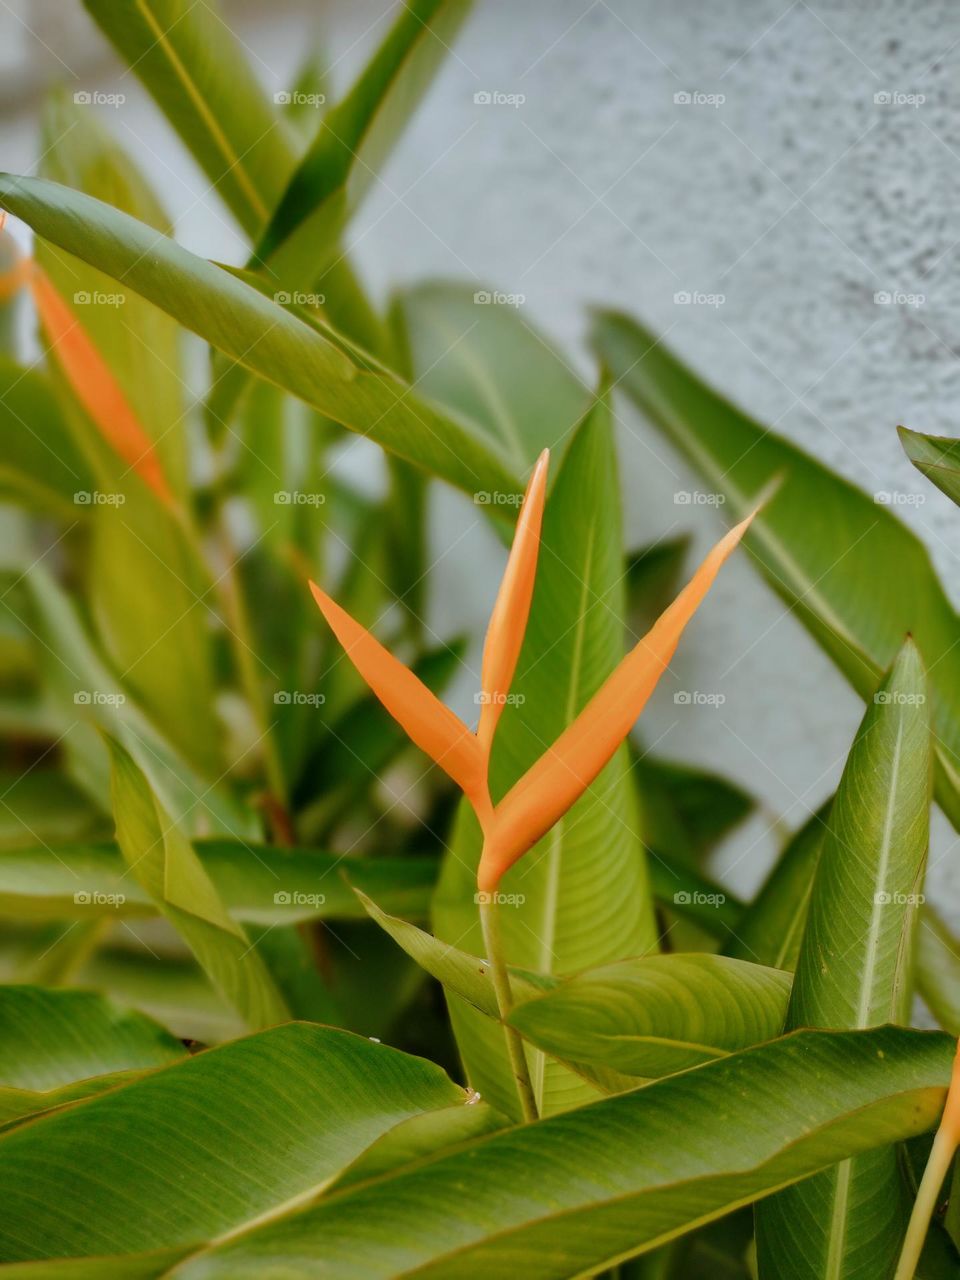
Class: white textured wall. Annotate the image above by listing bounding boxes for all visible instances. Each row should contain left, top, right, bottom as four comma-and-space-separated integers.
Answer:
6, 0, 960, 903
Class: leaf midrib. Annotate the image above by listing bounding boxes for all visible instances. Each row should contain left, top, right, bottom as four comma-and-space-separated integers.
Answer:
133, 0, 269, 227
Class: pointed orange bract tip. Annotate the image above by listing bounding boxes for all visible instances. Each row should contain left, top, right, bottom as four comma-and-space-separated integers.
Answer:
477, 448, 549, 754
477, 507, 758, 891
308, 581, 486, 808
29, 264, 174, 508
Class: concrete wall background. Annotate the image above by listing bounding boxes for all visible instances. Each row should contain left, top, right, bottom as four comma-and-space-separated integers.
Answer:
4, 0, 960, 904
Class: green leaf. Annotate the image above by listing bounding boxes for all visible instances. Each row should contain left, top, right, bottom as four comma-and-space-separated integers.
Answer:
916, 905, 960, 1036
260, 1, 472, 277
38, 91, 188, 495
166, 1027, 956, 1279
899, 427, 960, 507
360, 889, 551, 1018
645, 855, 744, 937
0, 174, 519, 499
106, 735, 289, 1029
635, 755, 755, 869
12, 566, 250, 837
0, 359, 92, 517
756, 641, 932, 1280
0, 839, 437, 925
0, 769, 107, 851
0, 985, 184, 1090
36, 95, 220, 773
434, 396, 658, 1118
392, 281, 590, 476
0, 1021, 471, 1264
358, 893, 636, 1096
592, 311, 960, 831
724, 806, 827, 970
625, 534, 691, 633
508, 953, 791, 1078
82, 0, 298, 237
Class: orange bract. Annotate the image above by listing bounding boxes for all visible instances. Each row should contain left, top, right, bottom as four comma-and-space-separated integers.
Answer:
308, 448, 757, 895
29, 264, 174, 507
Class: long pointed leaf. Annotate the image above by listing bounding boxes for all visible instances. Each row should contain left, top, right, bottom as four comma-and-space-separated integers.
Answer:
170, 1027, 956, 1279
435, 397, 658, 1117
756, 641, 932, 1280
82, 0, 298, 236
0, 175, 519, 498
593, 311, 960, 832
106, 736, 289, 1029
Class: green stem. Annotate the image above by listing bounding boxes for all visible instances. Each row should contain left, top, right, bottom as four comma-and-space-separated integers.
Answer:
895, 1126, 957, 1280
478, 892, 539, 1123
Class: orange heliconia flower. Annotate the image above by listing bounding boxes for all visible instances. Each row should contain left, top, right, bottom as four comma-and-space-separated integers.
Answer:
28, 263, 173, 508
309, 449, 756, 894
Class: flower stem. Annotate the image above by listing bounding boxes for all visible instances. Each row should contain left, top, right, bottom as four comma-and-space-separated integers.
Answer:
895, 1126, 956, 1280
478, 892, 539, 1123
